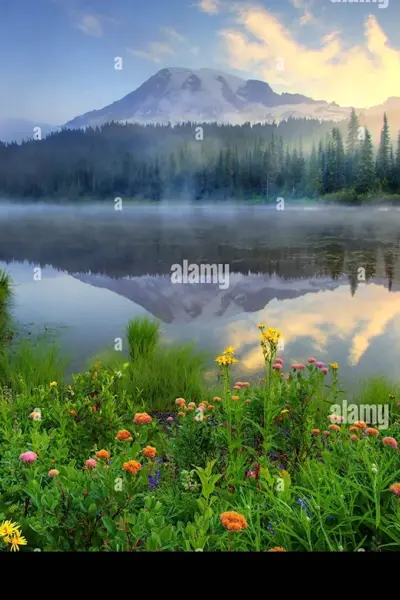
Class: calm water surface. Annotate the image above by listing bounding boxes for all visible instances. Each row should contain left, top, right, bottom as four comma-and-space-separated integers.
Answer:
0, 201, 400, 388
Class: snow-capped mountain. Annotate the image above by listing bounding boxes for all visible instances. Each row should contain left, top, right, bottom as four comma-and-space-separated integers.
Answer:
65, 67, 351, 128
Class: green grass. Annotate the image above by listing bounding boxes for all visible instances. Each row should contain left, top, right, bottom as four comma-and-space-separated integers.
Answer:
0, 269, 13, 349
0, 338, 66, 395
126, 316, 160, 361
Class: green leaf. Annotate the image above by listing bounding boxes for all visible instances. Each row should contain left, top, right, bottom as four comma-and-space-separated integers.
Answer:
102, 516, 117, 535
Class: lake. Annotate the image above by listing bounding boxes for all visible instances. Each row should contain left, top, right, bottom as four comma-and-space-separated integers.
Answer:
1, 201, 400, 388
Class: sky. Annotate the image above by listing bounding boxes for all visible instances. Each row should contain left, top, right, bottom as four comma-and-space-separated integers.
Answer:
1, 0, 400, 124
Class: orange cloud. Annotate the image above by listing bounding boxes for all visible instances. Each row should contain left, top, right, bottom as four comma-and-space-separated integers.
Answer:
219, 6, 400, 106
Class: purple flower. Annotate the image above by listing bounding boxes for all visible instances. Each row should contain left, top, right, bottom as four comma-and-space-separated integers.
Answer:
148, 469, 161, 489
267, 522, 276, 535
297, 498, 311, 517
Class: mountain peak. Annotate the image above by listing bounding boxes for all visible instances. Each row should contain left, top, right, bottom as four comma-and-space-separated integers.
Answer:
63, 66, 351, 129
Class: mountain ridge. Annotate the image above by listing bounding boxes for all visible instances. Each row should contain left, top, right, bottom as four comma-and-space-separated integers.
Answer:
64, 67, 351, 129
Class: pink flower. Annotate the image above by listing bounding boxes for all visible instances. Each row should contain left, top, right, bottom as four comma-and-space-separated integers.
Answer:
308, 357, 316, 364
383, 437, 398, 449
291, 364, 299, 370
198, 406, 205, 412
275, 358, 284, 365
321, 368, 328, 375
166, 416, 174, 423
272, 363, 282, 371
297, 364, 305, 370
48, 469, 59, 477
19, 451, 38, 463
329, 415, 344, 424
85, 458, 97, 469
315, 362, 325, 368
246, 470, 256, 479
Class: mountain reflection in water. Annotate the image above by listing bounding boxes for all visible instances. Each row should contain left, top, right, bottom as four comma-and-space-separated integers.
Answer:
0, 202, 399, 385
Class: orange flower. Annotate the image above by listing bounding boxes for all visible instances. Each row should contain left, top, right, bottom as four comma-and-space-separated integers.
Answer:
365, 428, 380, 436
178, 412, 185, 418
220, 511, 248, 531
187, 402, 196, 409
233, 385, 241, 391
116, 429, 133, 441
383, 437, 398, 449
185, 406, 194, 411
350, 434, 359, 441
311, 429, 320, 435
143, 445, 157, 459
68, 409, 77, 417
90, 405, 98, 413
349, 426, 359, 433
280, 470, 288, 477
213, 396, 222, 402
175, 398, 186, 408
232, 396, 240, 401
328, 424, 341, 432
322, 430, 330, 436
354, 421, 367, 429
245, 399, 251, 405
200, 401, 208, 407
268, 547, 286, 552
123, 460, 142, 475
241, 382, 250, 388
95, 449, 110, 460
134, 412, 152, 425
207, 405, 215, 411
234, 382, 243, 387
389, 483, 400, 496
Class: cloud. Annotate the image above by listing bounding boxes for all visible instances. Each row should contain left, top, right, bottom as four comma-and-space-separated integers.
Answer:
290, 0, 315, 22
160, 26, 186, 43
128, 42, 175, 64
73, 11, 119, 37
129, 26, 188, 63
76, 13, 103, 37
197, 0, 220, 14
219, 6, 400, 106
190, 46, 200, 56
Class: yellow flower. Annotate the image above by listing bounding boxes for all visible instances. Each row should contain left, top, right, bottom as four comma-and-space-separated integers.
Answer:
0, 520, 20, 538
49, 381, 57, 387
261, 328, 282, 344
280, 409, 289, 415
215, 354, 238, 367
328, 362, 339, 370
223, 346, 235, 355
7, 531, 27, 552
257, 323, 266, 330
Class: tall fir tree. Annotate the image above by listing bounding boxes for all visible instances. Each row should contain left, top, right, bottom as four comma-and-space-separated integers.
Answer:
376, 112, 391, 185
356, 129, 375, 195
345, 108, 360, 187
